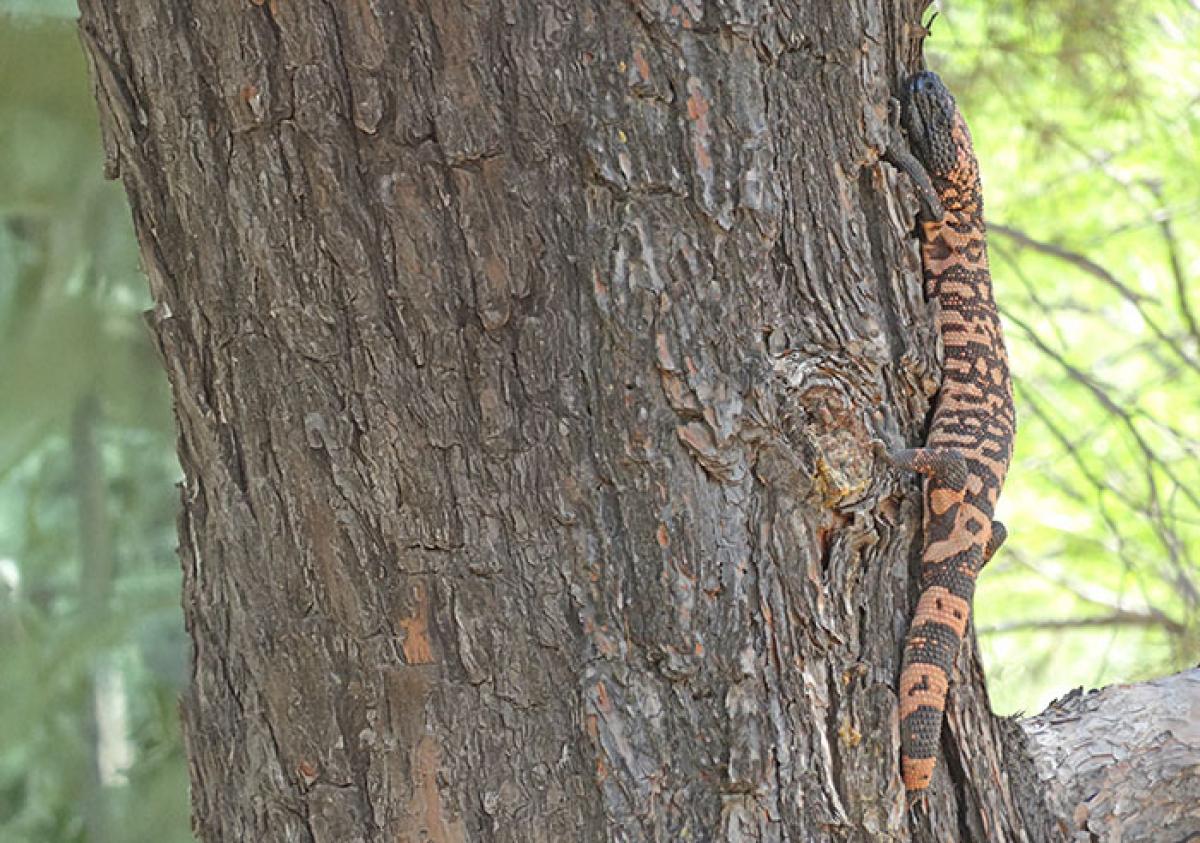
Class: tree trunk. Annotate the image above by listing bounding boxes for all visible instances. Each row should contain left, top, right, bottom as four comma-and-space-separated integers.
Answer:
78, 1, 1062, 840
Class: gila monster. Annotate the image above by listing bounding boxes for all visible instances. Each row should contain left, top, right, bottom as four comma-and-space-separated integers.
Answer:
879, 71, 1016, 793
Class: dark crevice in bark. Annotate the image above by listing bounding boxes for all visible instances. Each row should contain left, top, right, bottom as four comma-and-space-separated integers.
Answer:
942, 736, 980, 843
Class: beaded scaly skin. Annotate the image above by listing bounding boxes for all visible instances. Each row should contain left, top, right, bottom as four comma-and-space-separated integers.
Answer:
881, 71, 1016, 792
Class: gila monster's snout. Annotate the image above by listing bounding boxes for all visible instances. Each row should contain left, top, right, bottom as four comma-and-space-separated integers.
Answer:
903, 71, 961, 181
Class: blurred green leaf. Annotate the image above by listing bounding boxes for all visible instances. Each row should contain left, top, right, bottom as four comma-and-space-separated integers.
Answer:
0, 15, 185, 842
0, 1, 77, 20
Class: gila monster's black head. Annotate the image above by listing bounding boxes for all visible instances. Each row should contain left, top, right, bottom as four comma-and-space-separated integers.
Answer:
903, 71, 981, 210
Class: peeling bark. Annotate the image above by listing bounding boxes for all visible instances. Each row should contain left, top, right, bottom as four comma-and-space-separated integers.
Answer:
77, 1, 1078, 840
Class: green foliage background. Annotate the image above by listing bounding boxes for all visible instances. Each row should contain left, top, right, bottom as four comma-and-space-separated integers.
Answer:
0, 1, 1195, 838
0, 11, 187, 843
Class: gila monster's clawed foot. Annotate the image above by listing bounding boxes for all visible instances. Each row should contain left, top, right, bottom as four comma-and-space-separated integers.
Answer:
983, 519, 1008, 566
906, 789, 930, 813
870, 438, 895, 465
888, 149, 944, 222
882, 97, 945, 223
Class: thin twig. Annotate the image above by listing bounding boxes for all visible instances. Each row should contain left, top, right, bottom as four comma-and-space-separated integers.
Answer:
1144, 180, 1200, 351
991, 222, 1200, 378
979, 610, 1185, 636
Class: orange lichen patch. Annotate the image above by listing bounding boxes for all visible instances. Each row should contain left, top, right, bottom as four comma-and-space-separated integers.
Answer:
398, 584, 434, 665
838, 719, 862, 748
296, 759, 318, 785
408, 736, 467, 843
912, 586, 971, 637
902, 756, 937, 790
594, 681, 611, 712
898, 664, 949, 719
656, 523, 670, 548
685, 78, 713, 173
633, 48, 651, 83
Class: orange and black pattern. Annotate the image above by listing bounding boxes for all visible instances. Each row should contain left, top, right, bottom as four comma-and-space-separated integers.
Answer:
887, 72, 1016, 792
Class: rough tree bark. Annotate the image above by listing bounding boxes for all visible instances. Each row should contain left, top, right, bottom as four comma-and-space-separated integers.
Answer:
76, 1, 1072, 840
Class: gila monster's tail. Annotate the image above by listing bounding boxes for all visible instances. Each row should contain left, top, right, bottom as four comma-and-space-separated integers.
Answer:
898, 576, 977, 790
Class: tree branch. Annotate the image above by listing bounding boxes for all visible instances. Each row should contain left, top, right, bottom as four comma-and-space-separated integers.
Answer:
1020, 669, 1200, 840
